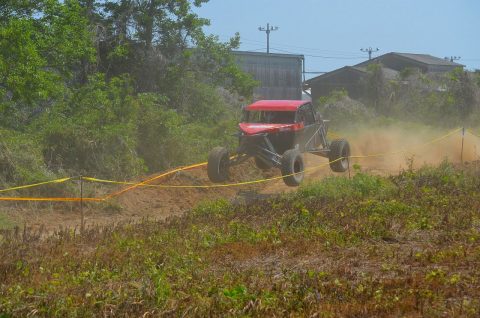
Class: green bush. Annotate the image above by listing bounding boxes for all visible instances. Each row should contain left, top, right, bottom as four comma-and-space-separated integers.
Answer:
393, 160, 480, 194
298, 171, 395, 200
37, 75, 145, 179
316, 90, 374, 129
136, 89, 239, 172
0, 129, 53, 185
136, 93, 184, 171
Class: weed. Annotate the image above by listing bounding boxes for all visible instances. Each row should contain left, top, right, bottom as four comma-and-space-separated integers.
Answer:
0, 212, 15, 230
298, 171, 395, 200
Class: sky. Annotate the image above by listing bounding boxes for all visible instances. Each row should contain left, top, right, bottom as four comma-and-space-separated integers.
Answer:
193, 0, 480, 79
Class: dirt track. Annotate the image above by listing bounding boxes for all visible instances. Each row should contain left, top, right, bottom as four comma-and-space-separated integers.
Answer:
2, 127, 479, 232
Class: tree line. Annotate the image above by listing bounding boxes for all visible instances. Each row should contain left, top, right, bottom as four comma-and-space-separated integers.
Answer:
0, 0, 257, 187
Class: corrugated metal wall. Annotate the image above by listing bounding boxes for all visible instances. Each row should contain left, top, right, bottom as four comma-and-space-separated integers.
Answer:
233, 51, 304, 100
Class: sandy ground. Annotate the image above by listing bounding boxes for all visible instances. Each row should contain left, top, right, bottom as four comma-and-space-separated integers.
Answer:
1, 126, 479, 232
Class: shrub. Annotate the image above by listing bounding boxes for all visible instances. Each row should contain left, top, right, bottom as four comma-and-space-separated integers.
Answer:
316, 90, 374, 129
37, 75, 145, 179
0, 129, 53, 186
298, 171, 395, 200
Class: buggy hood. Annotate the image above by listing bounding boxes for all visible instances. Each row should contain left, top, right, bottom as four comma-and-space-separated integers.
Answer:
239, 122, 304, 135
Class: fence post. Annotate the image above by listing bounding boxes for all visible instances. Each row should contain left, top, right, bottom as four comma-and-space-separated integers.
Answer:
80, 175, 84, 235
461, 127, 465, 164
347, 156, 351, 179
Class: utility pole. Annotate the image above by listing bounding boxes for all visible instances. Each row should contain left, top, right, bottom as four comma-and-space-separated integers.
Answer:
258, 23, 278, 54
361, 47, 379, 60
445, 56, 461, 62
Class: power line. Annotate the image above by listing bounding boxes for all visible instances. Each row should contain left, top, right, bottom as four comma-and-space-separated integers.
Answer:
215, 33, 480, 65
218, 34, 363, 57
258, 23, 278, 54
304, 53, 365, 60
244, 47, 268, 52
270, 47, 365, 59
268, 43, 362, 56
238, 37, 364, 57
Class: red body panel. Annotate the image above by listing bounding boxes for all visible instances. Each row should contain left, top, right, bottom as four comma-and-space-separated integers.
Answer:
239, 122, 304, 135
246, 100, 309, 111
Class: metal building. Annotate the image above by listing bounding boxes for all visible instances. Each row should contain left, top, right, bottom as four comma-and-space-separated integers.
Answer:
306, 52, 464, 102
232, 51, 304, 100
305, 66, 399, 103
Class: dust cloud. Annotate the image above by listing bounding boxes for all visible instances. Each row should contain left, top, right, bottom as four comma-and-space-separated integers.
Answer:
348, 125, 480, 174
300, 124, 480, 182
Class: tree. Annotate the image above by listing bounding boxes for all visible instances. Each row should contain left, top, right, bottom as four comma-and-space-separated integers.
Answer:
363, 63, 387, 113
0, 19, 59, 106
0, 0, 258, 184
447, 68, 477, 120
0, 0, 45, 20
0, 0, 95, 108
100, 0, 210, 92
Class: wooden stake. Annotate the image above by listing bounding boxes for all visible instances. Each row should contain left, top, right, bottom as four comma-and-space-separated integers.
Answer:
80, 175, 84, 235
347, 156, 351, 179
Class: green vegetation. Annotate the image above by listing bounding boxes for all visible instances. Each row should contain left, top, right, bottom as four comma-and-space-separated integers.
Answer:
1, 162, 479, 316
317, 66, 480, 130
0, 212, 15, 230
0, 0, 256, 187
371, 65, 480, 126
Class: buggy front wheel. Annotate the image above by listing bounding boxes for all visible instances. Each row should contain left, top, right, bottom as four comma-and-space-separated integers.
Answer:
281, 149, 304, 187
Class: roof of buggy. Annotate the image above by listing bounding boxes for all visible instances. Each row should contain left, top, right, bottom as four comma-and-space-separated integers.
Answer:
245, 100, 309, 111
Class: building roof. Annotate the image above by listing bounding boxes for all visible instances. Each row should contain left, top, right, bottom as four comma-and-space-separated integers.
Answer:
391, 52, 463, 66
305, 65, 399, 85
355, 52, 464, 68
246, 100, 309, 111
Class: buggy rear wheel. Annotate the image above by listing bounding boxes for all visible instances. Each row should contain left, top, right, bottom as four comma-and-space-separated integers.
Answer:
328, 139, 350, 172
281, 149, 304, 187
207, 147, 230, 182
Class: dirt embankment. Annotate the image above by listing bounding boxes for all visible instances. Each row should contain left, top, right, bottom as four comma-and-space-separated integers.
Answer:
2, 125, 479, 232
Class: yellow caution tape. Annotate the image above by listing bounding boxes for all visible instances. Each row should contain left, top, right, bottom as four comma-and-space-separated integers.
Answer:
0, 197, 103, 202
101, 161, 208, 199
83, 158, 343, 189
467, 129, 480, 139
0, 127, 469, 201
83, 128, 463, 190
0, 177, 71, 193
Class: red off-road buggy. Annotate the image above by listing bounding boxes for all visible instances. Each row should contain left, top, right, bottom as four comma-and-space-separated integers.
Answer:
207, 100, 350, 186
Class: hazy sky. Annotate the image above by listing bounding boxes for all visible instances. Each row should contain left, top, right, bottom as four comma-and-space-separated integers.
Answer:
194, 0, 480, 79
